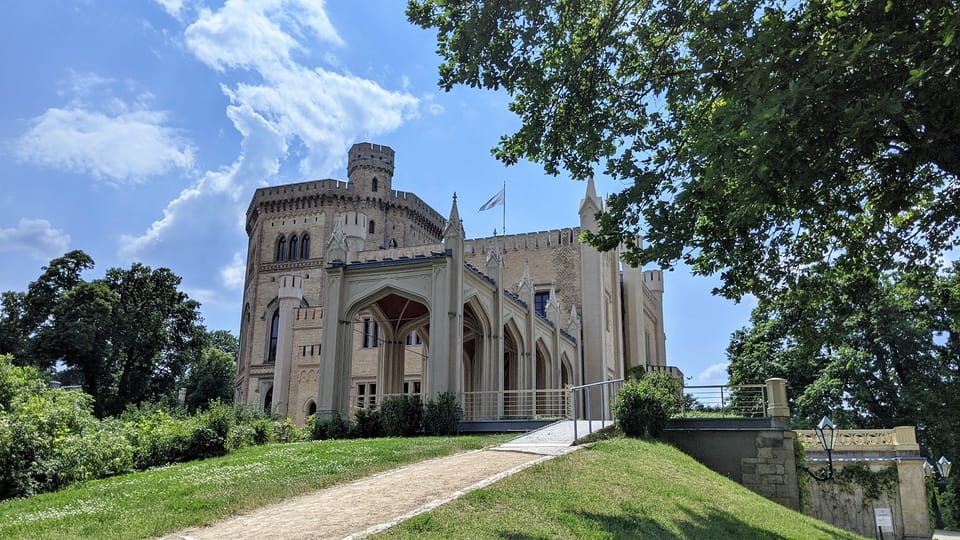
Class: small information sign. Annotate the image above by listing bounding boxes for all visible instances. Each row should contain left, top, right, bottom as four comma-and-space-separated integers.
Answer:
874, 507, 893, 531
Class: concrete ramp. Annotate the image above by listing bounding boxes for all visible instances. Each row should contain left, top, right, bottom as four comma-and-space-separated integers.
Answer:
494, 420, 615, 455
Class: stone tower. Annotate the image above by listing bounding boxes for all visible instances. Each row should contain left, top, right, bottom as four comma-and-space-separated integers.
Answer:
235, 142, 445, 414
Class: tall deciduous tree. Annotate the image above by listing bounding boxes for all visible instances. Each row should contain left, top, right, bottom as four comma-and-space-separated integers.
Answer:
408, 0, 959, 301
0, 251, 94, 368
0, 252, 206, 416
100, 264, 205, 416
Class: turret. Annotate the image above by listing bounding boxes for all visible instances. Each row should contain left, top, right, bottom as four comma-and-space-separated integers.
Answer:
348, 142, 395, 194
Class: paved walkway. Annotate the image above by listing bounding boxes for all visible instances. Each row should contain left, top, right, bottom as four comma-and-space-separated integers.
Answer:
171, 422, 588, 540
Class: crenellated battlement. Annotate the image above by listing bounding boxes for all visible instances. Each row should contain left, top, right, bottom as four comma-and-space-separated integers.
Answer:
245, 177, 446, 238
643, 270, 664, 293
348, 142, 395, 178
464, 227, 581, 256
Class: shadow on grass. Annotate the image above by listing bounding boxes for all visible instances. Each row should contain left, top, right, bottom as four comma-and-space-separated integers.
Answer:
543, 504, 861, 540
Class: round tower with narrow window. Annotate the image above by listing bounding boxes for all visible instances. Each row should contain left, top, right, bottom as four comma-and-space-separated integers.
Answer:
348, 142, 394, 195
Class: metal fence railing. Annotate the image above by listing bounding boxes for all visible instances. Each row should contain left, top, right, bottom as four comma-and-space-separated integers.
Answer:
459, 389, 571, 421
570, 379, 624, 440
680, 384, 767, 418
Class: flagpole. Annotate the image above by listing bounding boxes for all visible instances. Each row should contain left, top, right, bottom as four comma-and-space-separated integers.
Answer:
502, 181, 506, 235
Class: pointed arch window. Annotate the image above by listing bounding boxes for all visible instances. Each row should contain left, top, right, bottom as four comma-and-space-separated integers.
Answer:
368, 220, 376, 234
289, 235, 298, 260
372, 177, 378, 192
300, 234, 310, 259
267, 310, 279, 363
263, 386, 273, 412
276, 237, 287, 261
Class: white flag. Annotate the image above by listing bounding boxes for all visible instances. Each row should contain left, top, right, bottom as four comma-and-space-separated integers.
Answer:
478, 187, 505, 212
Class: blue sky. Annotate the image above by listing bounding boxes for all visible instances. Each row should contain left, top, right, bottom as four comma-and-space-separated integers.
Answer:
0, 0, 754, 385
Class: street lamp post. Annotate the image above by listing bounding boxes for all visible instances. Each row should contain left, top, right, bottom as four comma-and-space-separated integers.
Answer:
803, 416, 837, 481
924, 455, 952, 530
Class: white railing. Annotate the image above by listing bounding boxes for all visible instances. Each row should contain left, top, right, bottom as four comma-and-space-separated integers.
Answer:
459, 389, 572, 421
680, 384, 767, 417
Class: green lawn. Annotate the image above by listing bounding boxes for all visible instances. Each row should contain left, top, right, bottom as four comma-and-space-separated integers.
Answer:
0, 435, 510, 540
377, 437, 868, 540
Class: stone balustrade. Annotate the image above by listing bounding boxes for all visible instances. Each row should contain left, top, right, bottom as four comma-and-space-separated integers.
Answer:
797, 425, 919, 453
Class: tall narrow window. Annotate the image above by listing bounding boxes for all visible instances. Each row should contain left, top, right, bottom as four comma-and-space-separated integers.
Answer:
368, 220, 376, 234
267, 310, 279, 363
300, 234, 310, 259
288, 235, 298, 260
276, 237, 286, 261
263, 386, 273, 412
534, 291, 550, 317
362, 318, 379, 348
372, 177, 378, 192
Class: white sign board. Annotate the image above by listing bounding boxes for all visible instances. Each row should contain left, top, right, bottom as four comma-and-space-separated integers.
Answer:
874, 507, 894, 530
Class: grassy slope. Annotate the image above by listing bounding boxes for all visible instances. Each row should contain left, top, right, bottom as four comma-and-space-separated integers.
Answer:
379, 437, 867, 540
0, 435, 509, 540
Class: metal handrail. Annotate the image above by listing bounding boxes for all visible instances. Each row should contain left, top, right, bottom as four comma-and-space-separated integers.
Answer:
680, 383, 767, 417
570, 379, 624, 441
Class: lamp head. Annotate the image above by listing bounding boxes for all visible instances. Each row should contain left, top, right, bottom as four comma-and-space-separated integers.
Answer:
815, 416, 836, 451
924, 459, 935, 478
938, 456, 952, 479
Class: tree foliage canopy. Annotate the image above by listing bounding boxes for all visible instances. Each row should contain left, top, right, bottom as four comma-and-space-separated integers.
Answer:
0, 252, 206, 416
408, 0, 960, 300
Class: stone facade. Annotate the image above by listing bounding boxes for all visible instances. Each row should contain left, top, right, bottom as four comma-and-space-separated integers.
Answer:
798, 426, 931, 539
235, 142, 670, 424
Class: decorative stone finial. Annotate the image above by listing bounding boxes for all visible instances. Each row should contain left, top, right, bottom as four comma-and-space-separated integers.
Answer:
518, 261, 534, 297
326, 214, 348, 261
547, 286, 561, 314
442, 193, 464, 238
486, 233, 503, 270
567, 304, 580, 330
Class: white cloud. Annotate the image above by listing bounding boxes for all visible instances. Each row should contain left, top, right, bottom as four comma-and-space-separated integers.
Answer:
185, 0, 343, 72
154, 0, 186, 19
695, 362, 730, 385
122, 0, 419, 260
0, 219, 70, 260
16, 107, 195, 183
220, 252, 246, 289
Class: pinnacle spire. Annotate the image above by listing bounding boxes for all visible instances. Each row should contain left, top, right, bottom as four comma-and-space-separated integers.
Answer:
518, 261, 534, 296
579, 176, 602, 216
442, 192, 464, 238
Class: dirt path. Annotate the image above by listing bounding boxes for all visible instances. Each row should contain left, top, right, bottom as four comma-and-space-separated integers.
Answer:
167, 449, 551, 540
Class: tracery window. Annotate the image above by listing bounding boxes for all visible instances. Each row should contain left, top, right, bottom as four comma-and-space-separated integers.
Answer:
276, 237, 286, 261
288, 235, 298, 260
300, 234, 310, 259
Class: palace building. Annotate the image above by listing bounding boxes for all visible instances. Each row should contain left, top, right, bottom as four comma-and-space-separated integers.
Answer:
235, 142, 673, 424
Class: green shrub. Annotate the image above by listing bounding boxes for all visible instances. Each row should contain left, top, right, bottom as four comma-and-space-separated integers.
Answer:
55, 418, 133, 485
126, 409, 192, 468
226, 423, 256, 450
351, 407, 384, 438
273, 418, 302, 443
232, 402, 273, 425
201, 400, 234, 440
380, 395, 423, 437
423, 392, 463, 436
614, 374, 680, 438
307, 412, 348, 440
251, 419, 274, 445
187, 425, 224, 460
